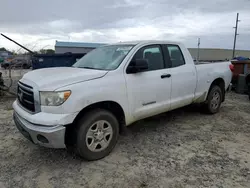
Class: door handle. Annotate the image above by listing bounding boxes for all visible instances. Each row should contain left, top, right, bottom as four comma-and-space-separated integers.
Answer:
161, 74, 171, 79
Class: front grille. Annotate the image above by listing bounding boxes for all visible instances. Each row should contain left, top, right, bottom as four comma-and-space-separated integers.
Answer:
17, 82, 35, 112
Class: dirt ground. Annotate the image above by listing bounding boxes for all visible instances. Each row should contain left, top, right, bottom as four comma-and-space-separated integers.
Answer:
0, 92, 250, 188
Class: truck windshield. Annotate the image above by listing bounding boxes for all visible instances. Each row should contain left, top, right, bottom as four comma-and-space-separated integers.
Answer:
73, 45, 134, 70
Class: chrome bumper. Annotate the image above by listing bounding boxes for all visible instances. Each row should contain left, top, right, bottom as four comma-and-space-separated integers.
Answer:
13, 112, 66, 148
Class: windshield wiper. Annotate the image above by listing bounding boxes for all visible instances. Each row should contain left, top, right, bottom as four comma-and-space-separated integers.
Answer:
78, 66, 97, 69
78, 66, 106, 70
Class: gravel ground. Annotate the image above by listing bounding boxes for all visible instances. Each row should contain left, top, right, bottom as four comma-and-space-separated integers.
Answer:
0, 92, 250, 188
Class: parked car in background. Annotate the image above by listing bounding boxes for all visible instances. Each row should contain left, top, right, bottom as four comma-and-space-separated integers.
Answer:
1, 59, 31, 69
13, 40, 233, 160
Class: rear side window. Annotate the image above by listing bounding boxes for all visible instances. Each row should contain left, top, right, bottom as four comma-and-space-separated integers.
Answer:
132, 45, 164, 71
167, 45, 185, 68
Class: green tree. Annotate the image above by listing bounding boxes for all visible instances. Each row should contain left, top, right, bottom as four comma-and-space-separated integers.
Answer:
11, 50, 17, 55
0, 47, 7, 51
39, 49, 55, 54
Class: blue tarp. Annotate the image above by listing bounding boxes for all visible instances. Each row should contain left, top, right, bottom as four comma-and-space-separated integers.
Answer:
233, 56, 250, 61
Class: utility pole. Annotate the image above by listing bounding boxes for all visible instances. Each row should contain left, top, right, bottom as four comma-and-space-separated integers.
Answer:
232, 13, 240, 59
197, 38, 200, 62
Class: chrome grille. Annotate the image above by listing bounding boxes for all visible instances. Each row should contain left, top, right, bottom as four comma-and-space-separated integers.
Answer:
17, 82, 35, 112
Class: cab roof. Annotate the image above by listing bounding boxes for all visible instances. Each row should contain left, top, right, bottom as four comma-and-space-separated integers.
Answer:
111, 40, 181, 46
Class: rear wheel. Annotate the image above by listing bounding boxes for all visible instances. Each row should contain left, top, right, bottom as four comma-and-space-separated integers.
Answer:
75, 109, 119, 160
203, 85, 222, 114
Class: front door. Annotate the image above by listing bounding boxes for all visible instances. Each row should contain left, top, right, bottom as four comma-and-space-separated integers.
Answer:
125, 45, 172, 120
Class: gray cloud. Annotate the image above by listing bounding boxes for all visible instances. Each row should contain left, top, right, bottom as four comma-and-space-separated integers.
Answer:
1, 0, 250, 50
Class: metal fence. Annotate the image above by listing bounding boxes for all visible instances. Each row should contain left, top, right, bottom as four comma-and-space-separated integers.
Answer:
0, 67, 30, 96
0, 54, 31, 96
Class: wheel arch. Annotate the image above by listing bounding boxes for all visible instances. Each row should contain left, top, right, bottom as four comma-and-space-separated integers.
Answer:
65, 100, 126, 146
207, 78, 226, 102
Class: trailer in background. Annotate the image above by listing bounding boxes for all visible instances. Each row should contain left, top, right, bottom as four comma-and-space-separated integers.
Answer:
231, 60, 250, 95
32, 53, 86, 69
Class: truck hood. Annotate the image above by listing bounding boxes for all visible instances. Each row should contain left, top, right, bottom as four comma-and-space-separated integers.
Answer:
20, 67, 108, 91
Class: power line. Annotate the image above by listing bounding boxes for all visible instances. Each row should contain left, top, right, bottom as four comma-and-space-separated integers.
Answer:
232, 13, 240, 59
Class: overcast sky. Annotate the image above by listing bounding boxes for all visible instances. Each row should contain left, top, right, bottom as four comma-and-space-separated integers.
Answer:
0, 0, 250, 52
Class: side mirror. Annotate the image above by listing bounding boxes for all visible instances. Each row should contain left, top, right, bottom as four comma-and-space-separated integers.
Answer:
127, 59, 148, 73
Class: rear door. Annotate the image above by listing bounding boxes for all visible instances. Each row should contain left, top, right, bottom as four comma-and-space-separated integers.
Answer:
163, 44, 197, 110
125, 44, 172, 120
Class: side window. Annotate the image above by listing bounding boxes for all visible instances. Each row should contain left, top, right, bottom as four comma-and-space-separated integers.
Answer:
132, 45, 164, 71
167, 45, 185, 67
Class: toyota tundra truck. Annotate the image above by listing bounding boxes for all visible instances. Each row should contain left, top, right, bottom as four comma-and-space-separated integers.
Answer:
13, 41, 233, 160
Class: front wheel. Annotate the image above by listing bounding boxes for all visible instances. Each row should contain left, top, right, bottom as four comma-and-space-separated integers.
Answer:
203, 85, 223, 114
75, 109, 119, 161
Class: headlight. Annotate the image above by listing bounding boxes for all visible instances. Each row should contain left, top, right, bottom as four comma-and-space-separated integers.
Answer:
40, 91, 71, 106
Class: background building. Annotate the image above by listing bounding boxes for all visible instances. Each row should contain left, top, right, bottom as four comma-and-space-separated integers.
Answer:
55, 41, 250, 61
0, 50, 12, 59
55, 41, 106, 54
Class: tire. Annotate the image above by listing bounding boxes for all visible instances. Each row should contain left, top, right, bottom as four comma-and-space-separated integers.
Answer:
75, 109, 119, 161
22, 64, 28, 69
203, 85, 223, 114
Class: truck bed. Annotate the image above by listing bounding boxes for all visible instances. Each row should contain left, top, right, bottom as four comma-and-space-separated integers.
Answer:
194, 61, 232, 102
195, 61, 230, 65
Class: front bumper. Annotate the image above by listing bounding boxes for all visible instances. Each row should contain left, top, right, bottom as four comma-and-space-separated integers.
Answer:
13, 112, 66, 148
13, 100, 78, 126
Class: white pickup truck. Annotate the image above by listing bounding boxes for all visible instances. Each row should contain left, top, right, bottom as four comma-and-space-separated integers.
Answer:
13, 41, 233, 160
